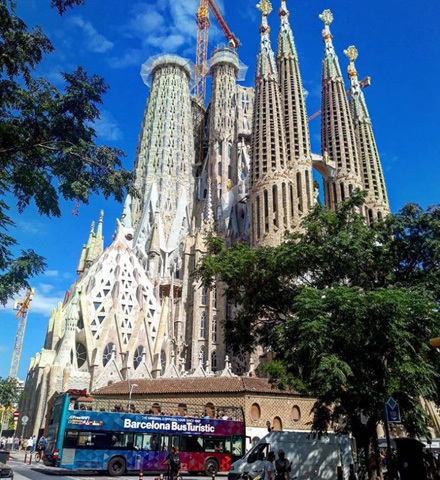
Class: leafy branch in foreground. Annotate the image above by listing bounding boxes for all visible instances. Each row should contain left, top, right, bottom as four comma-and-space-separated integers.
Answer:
0, 1, 134, 303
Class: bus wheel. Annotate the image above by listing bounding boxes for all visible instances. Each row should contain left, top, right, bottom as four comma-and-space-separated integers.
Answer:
107, 457, 126, 476
204, 458, 219, 476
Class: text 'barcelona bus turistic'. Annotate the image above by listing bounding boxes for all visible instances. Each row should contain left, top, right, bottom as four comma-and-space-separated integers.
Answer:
44, 390, 245, 476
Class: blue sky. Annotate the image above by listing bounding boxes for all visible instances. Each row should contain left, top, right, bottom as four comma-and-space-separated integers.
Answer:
0, 0, 439, 380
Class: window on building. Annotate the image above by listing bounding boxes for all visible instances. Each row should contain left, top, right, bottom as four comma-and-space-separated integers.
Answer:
213, 288, 218, 309
76, 342, 87, 369
200, 345, 206, 364
291, 405, 301, 422
212, 315, 218, 342
201, 286, 208, 305
250, 403, 261, 421
200, 311, 207, 339
211, 351, 217, 371
103, 343, 115, 367
133, 346, 144, 370
272, 417, 283, 431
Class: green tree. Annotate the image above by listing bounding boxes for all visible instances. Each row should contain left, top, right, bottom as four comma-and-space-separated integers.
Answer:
196, 193, 440, 480
0, 0, 134, 304
0, 377, 19, 408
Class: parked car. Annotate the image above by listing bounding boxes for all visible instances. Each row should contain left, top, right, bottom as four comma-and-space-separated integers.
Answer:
0, 462, 13, 479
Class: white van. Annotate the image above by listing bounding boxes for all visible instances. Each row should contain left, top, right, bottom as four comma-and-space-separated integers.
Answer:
228, 431, 355, 480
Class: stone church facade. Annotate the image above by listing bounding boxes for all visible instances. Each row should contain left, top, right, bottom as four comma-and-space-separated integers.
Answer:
22, 2, 391, 437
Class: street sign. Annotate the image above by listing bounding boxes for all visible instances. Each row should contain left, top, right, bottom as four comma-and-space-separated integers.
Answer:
13, 411, 19, 420
21, 415, 29, 425
386, 397, 401, 423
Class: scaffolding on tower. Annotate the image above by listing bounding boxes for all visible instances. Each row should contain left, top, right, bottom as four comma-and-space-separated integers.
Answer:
9, 288, 34, 380
194, 0, 241, 105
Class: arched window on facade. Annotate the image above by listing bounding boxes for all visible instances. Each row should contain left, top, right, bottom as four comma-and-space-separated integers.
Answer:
212, 315, 218, 342
200, 311, 207, 339
211, 350, 217, 371
201, 286, 208, 305
272, 416, 283, 431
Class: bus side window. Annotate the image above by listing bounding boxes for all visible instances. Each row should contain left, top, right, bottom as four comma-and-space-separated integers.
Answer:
160, 435, 169, 452
64, 431, 78, 448
181, 435, 204, 453
171, 435, 180, 452
110, 434, 123, 447
134, 434, 143, 450
151, 434, 161, 451
232, 436, 243, 456
122, 433, 135, 449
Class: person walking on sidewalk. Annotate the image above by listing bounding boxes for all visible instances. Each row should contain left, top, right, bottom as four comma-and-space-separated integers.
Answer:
262, 452, 276, 480
26, 436, 33, 452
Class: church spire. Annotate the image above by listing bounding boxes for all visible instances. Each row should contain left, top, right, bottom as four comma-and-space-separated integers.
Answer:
344, 46, 390, 222
256, 0, 277, 80
76, 212, 105, 275
277, 0, 297, 58
319, 9, 362, 211
277, 0, 314, 227
250, 1, 294, 247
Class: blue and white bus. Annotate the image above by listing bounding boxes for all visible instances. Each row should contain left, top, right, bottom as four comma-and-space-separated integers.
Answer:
44, 391, 245, 476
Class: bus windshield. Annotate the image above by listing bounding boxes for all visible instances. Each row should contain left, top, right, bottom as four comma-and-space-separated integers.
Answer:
44, 392, 245, 477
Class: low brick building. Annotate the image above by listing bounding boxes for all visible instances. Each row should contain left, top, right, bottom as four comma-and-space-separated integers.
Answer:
92, 376, 316, 446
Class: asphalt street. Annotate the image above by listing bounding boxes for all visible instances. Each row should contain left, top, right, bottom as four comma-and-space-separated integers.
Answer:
6, 451, 227, 480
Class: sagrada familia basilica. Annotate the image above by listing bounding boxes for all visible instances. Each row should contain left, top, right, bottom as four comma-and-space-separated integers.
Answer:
22, 1, 391, 435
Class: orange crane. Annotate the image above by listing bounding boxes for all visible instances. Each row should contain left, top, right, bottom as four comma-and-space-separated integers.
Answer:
194, 0, 241, 104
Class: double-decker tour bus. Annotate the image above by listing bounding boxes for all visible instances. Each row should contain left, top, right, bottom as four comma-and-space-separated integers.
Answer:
44, 390, 245, 476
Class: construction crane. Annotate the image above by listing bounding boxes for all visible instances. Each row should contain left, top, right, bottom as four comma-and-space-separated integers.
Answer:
9, 288, 34, 380
194, 0, 241, 104
307, 76, 371, 122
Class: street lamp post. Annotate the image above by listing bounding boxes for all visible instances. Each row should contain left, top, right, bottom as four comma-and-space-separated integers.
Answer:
128, 383, 138, 409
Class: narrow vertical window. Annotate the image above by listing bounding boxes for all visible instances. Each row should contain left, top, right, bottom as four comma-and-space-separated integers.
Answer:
297, 172, 303, 213
305, 171, 311, 209
272, 185, 278, 227
201, 286, 208, 306
200, 312, 207, 339
264, 190, 269, 232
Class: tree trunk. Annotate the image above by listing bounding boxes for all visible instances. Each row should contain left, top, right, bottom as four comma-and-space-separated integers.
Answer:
366, 429, 383, 480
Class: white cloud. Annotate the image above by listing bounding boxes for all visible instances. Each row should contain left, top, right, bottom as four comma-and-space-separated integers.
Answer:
0, 285, 64, 316
43, 270, 59, 278
31, 289, 65, 316
69, 16, 115, 53
119, 1, 198, 59
128, 6, 165, 33
94, 110, 122, 142
112, 0, 233, 70
38, 283, 55, 295
109, 49, 144, 69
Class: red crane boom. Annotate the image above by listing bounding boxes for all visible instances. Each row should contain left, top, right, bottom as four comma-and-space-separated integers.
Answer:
207, 0, 241, 49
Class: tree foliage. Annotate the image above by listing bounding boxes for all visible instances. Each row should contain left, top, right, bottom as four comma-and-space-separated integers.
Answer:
0, 377, 20, 408
0, 0, 134, 304
196, 192, 440, 478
